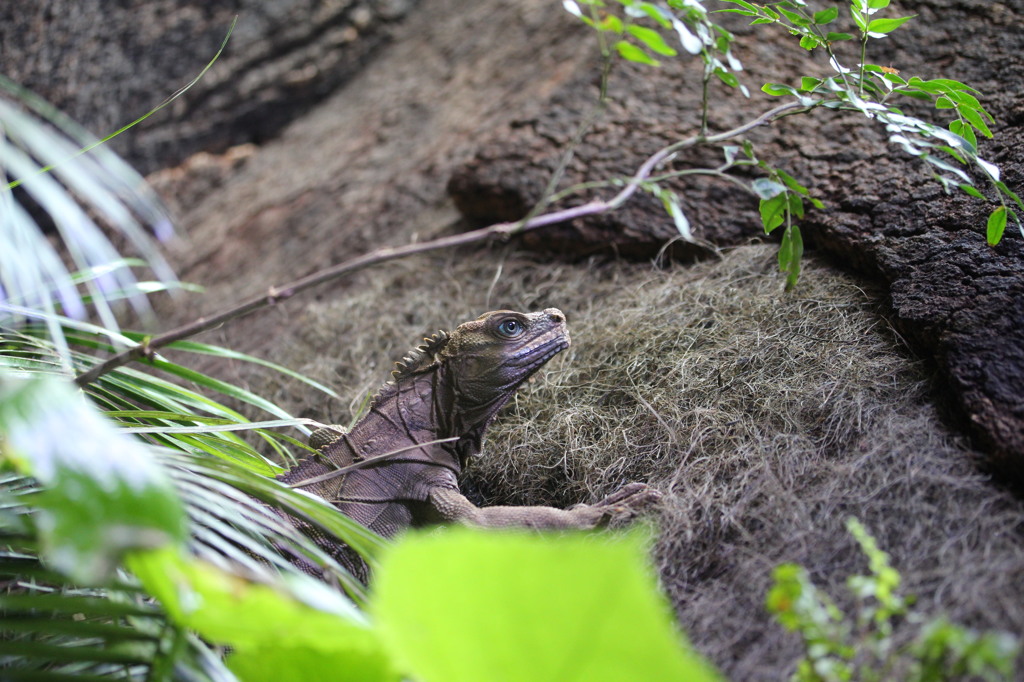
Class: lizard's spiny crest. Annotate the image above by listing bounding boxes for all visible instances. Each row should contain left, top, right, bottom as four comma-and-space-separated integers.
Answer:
369, 330, 449, 408
390, 330, 450, 381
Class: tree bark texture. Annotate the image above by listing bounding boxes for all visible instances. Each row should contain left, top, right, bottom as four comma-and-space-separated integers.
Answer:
0, 0, 414, 175
447, 0, 1024, 480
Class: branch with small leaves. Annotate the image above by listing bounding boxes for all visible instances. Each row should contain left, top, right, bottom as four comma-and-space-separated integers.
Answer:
562, 0, 1021, 288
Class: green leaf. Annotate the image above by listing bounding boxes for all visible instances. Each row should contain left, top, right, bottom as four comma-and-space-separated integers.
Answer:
949, 120, 978, 151
941, 88, 984, 112
759, 194, 788, 233
130, 548, 397, 682
626, 25, 678, 56
850, 6, 867, 31
800, 76, 823, 92
373, 529, 722, 682
147, 357, 300, 423
776, 6, 809, 26
717, 7, 757, 16
960, 105, 994, 138
788, 192, 805, 220
778, 224, 804, 289
0, 376, 186, 584
766, 563, 807, 630
866, 15, 915, 35
813, 7, 839, 24
614, 40, 659, 66
799, 34, 819, 50
922, 77, 979, 94
987, 206, 1008, 245
957, 184, 985, 200
776, 169, 811, 196
826, 31, 854, 41
994, 181, 1024, 211
720, 0, 759, 12
634, 2, 673, 29
762, 82, 796, 96
148, 337, 340, 401
715, 68, 740, 88
599, 14, 624, 33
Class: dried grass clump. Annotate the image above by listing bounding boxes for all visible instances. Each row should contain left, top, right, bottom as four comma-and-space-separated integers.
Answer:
260, 243, 1024, 680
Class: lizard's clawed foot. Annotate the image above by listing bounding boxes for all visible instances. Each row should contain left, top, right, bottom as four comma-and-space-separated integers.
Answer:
573, 482, 662, 527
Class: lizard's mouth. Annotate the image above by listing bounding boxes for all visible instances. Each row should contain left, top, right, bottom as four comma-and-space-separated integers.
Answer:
511, 328, 570, 373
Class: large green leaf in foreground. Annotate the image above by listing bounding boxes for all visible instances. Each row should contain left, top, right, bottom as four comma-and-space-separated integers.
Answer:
130, 548, 397, 682
373, 528, 721, 682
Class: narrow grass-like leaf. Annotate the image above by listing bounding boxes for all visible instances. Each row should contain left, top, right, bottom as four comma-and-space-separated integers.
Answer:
146, 337, 340, 402
163, 432, 282, 474
159, 450, 386, 569
0, 639, 155, 665
147, 358, 300, 423
778, 224, 804, 290
958, 184, 986, 200
0, 20, 236, 368
120, 416, 318, 435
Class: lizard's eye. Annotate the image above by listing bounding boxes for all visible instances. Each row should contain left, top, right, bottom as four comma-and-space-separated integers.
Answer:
496, 318, 524, 338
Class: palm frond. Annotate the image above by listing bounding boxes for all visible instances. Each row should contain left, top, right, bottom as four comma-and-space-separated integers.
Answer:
1, 319, 385, 677
0, 92, 174, 368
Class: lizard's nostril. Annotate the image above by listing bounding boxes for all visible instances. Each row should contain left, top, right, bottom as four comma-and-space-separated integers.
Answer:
545, 308, 566, 324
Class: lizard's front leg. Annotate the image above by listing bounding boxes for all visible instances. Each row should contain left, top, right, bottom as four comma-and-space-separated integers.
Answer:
427, 482, 661, 530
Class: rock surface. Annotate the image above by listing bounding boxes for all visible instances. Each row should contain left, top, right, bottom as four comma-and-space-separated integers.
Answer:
0, 0, 414, 174
447, 0, 1024, 479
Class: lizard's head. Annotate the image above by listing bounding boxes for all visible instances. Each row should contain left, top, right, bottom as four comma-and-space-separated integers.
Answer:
439, 307, 570, 391
377, 308, 569, 464
435, 308, 570, 451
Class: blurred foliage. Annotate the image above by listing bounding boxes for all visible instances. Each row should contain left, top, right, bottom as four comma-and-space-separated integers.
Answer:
767, 518, 1019, 681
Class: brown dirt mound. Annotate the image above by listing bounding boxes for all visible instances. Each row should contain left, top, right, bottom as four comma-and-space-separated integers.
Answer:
251, 244, 1024, 680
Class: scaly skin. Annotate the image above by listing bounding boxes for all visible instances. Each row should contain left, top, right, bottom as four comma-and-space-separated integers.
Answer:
279, 309, 660, 579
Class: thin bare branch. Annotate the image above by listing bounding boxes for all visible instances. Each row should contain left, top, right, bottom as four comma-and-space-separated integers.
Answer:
73, 99, 808, 388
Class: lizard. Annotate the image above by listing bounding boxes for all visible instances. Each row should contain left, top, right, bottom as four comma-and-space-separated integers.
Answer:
278, 308, 660, 580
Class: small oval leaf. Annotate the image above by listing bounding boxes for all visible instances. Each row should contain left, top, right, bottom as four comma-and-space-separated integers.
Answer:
987, 206, 1008, 245
615, 40, 659, 66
